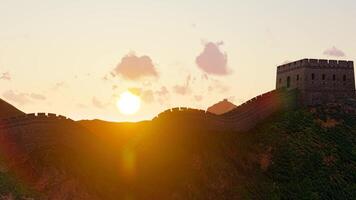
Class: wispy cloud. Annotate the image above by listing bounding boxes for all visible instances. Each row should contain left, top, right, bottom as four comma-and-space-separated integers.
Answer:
2, 90, 46, 105
155, 86, 170, 105
30, 93, 46, 100
208, 79, 229, 93
0, 72, 11, 81
323, 46, 346, 57
128, 87, 155, 104
52, 81, 66, 90
173, 75, 192, 95
194, 95, 203, 102
92, 97, 109, 109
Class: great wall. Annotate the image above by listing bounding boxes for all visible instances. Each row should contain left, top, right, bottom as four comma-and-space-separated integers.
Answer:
153, 57, 356, 131
0, 89, 297, 133
0, 113, 73, 130
1, 57, 354, 132
277, 59, 354, 73
277, 59, 355, 106
154, 89, 297, 131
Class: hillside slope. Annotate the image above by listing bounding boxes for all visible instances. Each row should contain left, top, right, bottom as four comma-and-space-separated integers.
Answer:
81, 103, 356, 199
0, 102, 355, 199
0, 98, 24, 119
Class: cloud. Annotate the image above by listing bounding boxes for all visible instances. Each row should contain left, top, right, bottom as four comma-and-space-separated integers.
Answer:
196, 41, 230, 75
128, 88, 141, 96
30, 93, 46, 100
128, 88, 155, 104
155, 86, 170, 105
141, 90, 154, 103
156, 86, 169, 97
125, 86, 170, 105
113, 53, 158, 80
52, 82, 66, 90
2, 90, 46, 105
201, 73, 209, 80
208, 79, 229, 93
112, 85, 118, 90
173, 85, 188, 95
194, 95, 203, 102
173, 75, 192, 95
0, 72, 11, 81
102, 75, 110, 81
323, 46, 346, 57
92, 97, 109, 109
2, 90, 31, 105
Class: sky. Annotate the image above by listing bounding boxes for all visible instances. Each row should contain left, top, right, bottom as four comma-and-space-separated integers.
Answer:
1, 0, 356, 121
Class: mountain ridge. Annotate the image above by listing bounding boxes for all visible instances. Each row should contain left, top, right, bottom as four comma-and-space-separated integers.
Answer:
0, 95, 355, 199
0, 98, 25, 119
207, 98, 237, 115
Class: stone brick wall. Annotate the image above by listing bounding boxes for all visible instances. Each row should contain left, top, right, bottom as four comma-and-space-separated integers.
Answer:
0, 113, 72, 129
276, 59, 355, 105
154, 89, 297, 132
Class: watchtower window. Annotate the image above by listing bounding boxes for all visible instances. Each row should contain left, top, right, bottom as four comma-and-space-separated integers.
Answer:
311, 73, 315, 80
296, 74, 299, 81
322, 74, 326, 80
343, 75, 346, 81
333, 74, 336, 81
279, 78, 282, 84
287, 76, 291, 88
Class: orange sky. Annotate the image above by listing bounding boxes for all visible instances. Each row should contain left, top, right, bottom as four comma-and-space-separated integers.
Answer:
0, 0, 355, 121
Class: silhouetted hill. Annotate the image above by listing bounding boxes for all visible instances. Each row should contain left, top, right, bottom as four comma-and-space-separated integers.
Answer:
78, 103, 356, 199
0, 114, 122, 199
207, 99, 237, 115
0, 100, 355, 199
0, 98, 24, 119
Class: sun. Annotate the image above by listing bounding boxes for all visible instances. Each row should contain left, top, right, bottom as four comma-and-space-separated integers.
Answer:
116, 91, 141, 115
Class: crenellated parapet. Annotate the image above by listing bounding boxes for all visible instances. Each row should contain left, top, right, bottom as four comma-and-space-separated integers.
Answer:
153, 89, 297, 132
277, 59, 354, 73
154, 107, 213, 120
215, 89, 297, 131
276, 58, 355, 106
0, 113, 72, 129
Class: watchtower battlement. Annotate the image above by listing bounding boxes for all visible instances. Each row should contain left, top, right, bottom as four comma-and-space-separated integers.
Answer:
277, 59, 354, 73
276, 58, 355, 105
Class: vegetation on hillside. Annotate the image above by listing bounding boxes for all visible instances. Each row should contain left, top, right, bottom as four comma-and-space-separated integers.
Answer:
0, 103, 355, 199
241, 105, 356, 199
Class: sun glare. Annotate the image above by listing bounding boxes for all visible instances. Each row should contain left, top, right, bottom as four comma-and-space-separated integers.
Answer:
117, 91, 141, 115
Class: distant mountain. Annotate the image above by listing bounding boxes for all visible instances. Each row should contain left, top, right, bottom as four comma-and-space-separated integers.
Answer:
207, 99, 237, 115
0, 98, 24, 119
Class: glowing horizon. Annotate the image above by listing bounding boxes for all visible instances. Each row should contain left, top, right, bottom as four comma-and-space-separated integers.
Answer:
1, 0, 356, 122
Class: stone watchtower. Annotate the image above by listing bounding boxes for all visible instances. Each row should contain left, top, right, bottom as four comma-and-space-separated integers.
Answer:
276, 59, 355, 105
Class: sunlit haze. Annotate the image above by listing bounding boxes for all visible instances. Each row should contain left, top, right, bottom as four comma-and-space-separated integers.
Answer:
1, 0, 356, 121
